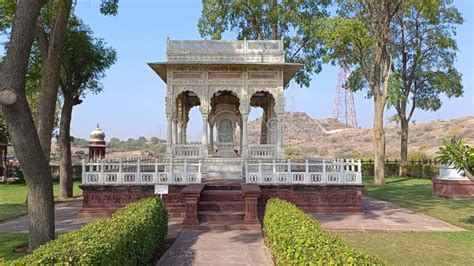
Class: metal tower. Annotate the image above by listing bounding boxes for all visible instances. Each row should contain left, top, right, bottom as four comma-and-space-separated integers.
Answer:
333, 67, 358, 128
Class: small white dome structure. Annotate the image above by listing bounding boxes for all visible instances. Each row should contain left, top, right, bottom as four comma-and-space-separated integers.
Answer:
90, 124, 106, 142
89, 123, 106, 160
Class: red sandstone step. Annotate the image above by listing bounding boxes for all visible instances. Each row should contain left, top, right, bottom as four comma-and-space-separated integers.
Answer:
198, 201, 245, 212
200, 190, 243, 201
197, 221, 261, 230
204, 184, 241, 191
198, 211, 244, 222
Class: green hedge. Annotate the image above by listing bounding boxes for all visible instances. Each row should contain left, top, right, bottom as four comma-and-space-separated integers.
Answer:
15, 197, 167, 265
263, 198, 383, 265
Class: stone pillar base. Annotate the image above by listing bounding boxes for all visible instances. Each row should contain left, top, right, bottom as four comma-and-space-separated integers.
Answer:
181, 184, 205, 227
241, 184, 261, 225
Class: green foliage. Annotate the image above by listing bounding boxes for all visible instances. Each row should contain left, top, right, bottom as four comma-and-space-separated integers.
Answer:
198, 0, 330, 87
60, 16, 117, 101
408, 151, 428, 161
15, 197, 167, 265
438, 136, 474, 180
263, 198, 383, 265
388, 0, 463, 116
107, 136, 166, 154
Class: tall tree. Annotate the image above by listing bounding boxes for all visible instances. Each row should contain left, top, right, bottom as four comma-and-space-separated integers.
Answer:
58, 17, 116, 199
389, 0, 463, 175
0, 0, 54, 250
0, 0, 119, 250
318, 0, 401, 184
35, 0, 119, 160
35, 0, 73, 159
198, 0, 330, 87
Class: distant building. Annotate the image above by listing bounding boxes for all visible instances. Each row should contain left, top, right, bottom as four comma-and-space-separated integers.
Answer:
89, 124, 106, 160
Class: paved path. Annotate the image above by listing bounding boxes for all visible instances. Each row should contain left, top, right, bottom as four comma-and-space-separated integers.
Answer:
0, 198, 101, 233
313, 196, 464, 232
157, 229, 273, 266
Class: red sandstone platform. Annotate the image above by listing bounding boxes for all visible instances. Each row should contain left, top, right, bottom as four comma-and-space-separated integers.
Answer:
432, 179, 474, 199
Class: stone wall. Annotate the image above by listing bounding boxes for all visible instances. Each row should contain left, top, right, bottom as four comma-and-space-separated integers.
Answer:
258, 185, 364, 212
80, 185, 186, 218
80, 184, 364, 218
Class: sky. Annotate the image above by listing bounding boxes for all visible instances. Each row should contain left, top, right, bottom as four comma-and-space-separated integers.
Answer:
56, 0, 473, 140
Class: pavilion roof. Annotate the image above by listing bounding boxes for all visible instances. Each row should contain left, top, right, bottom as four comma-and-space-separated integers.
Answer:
148, 62, 302, 87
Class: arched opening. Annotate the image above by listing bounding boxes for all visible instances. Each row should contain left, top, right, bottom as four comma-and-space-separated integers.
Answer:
250, 91, 277, 145
175, 90, 201, 144
209, 90, 241, 157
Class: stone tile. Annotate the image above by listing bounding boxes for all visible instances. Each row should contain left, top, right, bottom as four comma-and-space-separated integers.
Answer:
313, 196, 464, 232
156, 229, 273, 265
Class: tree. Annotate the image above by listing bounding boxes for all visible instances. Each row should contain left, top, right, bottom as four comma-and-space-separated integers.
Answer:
0, 0, 119, 250
318, 0, 402, 184
35, 0, 118, 160
0, 0, 54, 250
35, 0, 73, 159
58, 17, 116, 199
389, 0, 463, 176
198, 0, 330, 87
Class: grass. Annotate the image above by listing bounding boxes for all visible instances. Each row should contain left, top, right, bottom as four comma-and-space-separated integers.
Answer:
0, 233, 28, 261
0, 181, 82, 222
335, 176, 474, 265
337, 231, 474, 266
362, 176, 474, 230
0, 182, 83, 261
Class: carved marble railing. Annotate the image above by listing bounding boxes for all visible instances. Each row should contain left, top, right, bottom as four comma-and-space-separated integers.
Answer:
174, 144, 201, 158
167, 39, 284, 63
245, 159, 362, 185
82, 158, 202, 185
248, 144, 276, 158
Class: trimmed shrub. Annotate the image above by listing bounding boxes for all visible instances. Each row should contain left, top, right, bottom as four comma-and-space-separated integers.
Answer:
15, 197, 167, 265
264, 198, 383, 265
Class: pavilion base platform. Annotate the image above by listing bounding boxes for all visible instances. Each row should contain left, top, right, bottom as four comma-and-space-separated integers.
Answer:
432, 179, 474, 199
79, 181, 364, 226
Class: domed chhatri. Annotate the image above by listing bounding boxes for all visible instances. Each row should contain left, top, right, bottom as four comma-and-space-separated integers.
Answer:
90, 123, 106, 142
89, 123, 106, 160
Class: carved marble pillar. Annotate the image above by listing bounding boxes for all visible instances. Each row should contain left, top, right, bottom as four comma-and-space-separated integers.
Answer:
260, 107, 268, 144
209, 122, 214, 154
201, 114, 209, 157
276, 114, 283, 157
166, 114, 173, 156
177, 121, 183, 144
241, 114, 249, 158
172, 119, 177, 146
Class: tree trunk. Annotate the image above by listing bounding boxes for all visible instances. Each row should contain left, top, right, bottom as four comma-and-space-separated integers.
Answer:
59, 94, 74, 199
373, 96, 386, 185
0, 0, 54, 250
36, 0, 72, 159
399, 116, 409, 176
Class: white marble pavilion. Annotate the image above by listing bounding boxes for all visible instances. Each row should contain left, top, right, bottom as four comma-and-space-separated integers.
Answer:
82, 40, 362, 185
148, 39, 300, 161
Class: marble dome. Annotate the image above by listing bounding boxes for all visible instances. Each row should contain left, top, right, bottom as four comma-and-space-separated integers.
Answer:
90, 124, 105, 142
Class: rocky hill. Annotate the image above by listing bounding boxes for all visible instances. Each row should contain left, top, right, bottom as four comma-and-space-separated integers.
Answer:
247, 112, 474, 159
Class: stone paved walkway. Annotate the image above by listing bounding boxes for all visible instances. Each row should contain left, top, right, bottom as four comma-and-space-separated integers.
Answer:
0, 198, 101, 233
157, 229, 274, 266
313, 196, 464, 232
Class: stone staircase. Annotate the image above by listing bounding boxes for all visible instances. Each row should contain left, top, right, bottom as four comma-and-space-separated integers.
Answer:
181, 179, 261, 229
195, 179, 260, 229
198, 180, 245, 225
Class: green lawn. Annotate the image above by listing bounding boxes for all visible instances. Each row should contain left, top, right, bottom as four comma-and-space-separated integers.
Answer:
337, 231, 474, 266
0, 181, 82, 222
336, 176, 474, 265
0, 233, 28, 261
362, 176, 474, 230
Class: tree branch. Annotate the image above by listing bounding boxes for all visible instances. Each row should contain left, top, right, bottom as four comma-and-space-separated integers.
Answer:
35, 19, 49, 62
